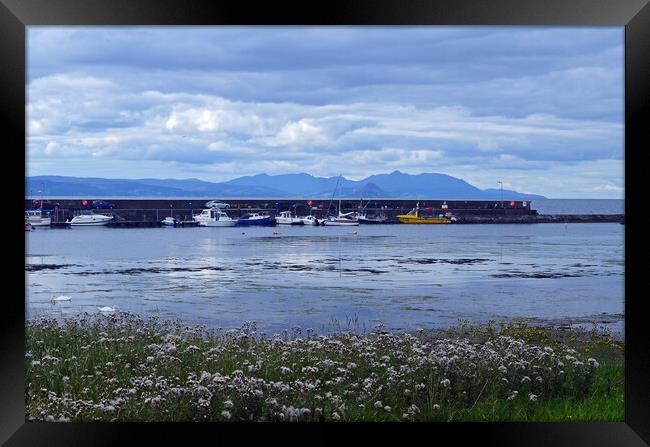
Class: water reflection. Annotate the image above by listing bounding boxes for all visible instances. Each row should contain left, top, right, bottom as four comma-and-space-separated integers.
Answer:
26, 224, 624, 333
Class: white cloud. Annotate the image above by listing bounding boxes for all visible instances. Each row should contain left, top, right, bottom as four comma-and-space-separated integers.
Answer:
266, 119, 329, 147
581, 184, 624, 193
165, 114, 178, 130
207, 141, 226, 151
44, 141, 58, 155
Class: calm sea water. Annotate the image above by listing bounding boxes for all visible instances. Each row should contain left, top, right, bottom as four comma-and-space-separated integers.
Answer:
531, 199, 624, 215
25, 222, 624, 334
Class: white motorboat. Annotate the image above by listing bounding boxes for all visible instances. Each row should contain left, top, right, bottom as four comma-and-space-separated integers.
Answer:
68, 212, 113, 226
299, 215, 319, 226
193, 208, 239, 227
25, 209, 51, 226
275, 210, 304, 225
161, 216, 177, 226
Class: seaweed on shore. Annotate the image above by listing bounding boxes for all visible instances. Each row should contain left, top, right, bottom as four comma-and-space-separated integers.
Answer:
397, 258, 490, 265
25, 264, 79, 271
68, 266, 227, 276
491, 271, 584, 279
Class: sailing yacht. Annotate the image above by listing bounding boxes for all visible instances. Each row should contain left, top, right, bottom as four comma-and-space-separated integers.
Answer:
322, 200, 359, 226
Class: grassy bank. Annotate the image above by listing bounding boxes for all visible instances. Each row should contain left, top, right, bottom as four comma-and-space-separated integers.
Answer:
26, 313, 623, 422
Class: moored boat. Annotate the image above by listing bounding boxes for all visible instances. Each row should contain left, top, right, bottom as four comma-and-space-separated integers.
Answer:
193, 208, 239, 227
237, 212, 273, 226
322, 201, 359, 226
161, 217, 177, 226
322, 215, 359, 226
355, 212, 388, 224
68, 212, 114, 226
352, 198, 388, 224
25, 209, 51, 227
299, 215, 319, 226
396, 202, 451, 224
275, 210, 304, 225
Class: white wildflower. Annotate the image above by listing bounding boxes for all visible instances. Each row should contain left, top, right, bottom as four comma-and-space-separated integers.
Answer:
588, 358, 600, 369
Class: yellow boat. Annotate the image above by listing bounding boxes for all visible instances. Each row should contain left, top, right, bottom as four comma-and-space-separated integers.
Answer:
396, 202, 452, 224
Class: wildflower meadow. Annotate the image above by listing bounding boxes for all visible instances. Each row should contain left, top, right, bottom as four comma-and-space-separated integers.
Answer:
26, 313, 623, 422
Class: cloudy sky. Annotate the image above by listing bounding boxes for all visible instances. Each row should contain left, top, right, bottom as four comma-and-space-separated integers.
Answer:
27, 27, 624, 198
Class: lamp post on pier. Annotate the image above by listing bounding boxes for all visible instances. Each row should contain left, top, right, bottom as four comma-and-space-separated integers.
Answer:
497, 181, 504, 210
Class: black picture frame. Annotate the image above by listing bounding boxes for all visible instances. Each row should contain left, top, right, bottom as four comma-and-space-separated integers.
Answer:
2, 0, 648, 445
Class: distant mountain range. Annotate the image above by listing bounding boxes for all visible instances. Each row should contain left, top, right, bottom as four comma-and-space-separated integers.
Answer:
26, 172, 546, 200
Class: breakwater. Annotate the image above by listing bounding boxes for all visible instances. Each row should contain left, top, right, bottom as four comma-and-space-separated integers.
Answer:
26, 198, 623, 224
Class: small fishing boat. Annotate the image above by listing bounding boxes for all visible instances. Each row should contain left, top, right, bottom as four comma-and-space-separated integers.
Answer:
68, 212, 113, 226
161, 217, 177, 226
193, 208, 239, 227
299, 215, 319, 226
25, 222, 34, 231
26, 192, 54, 226
237, 212, 273, 226
25, 209, 51, 226
355, 212, 388, 224
352, 199, 388, 224
275, 210, 304, 225
396, 202, 451, 224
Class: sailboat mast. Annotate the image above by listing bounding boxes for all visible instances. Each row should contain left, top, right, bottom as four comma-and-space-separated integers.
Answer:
325, 174, 342, 218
